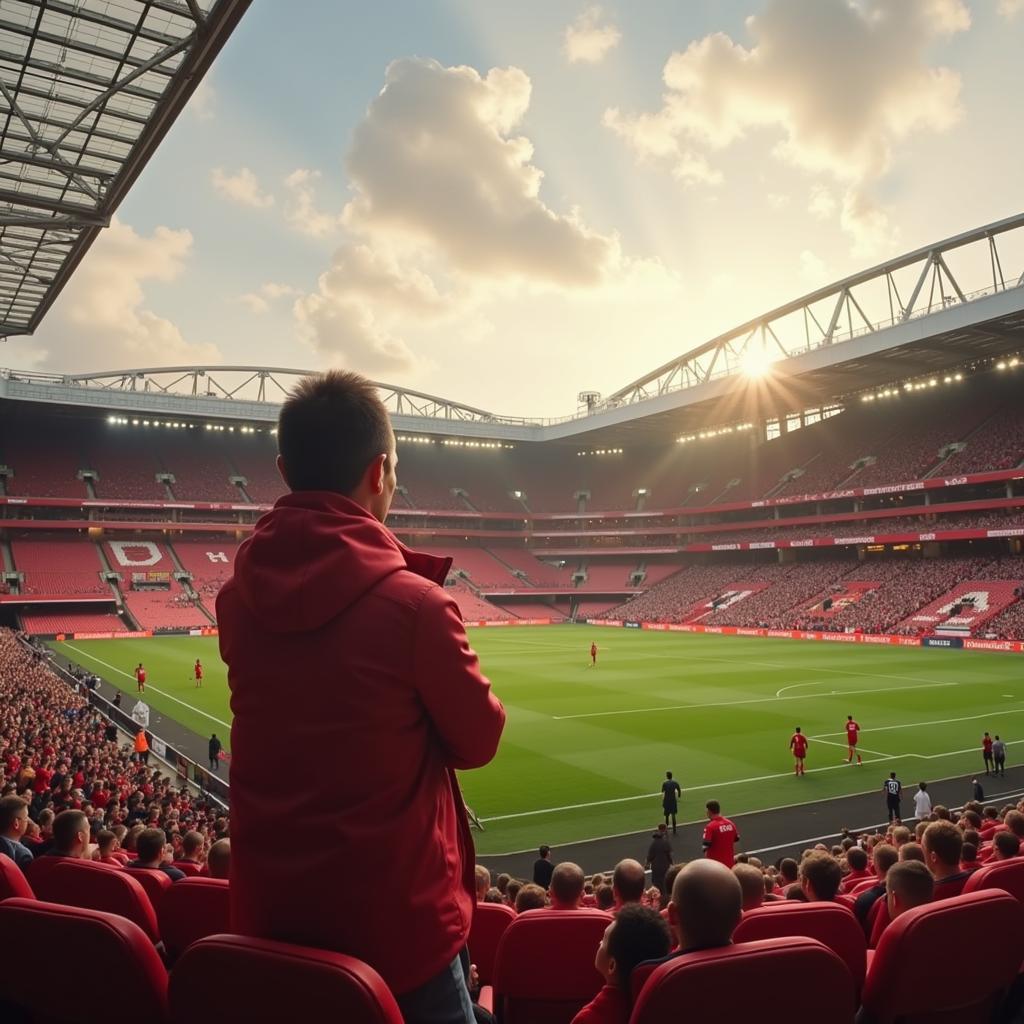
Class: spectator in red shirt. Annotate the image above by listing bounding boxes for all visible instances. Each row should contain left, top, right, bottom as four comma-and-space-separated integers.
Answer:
702, 800, 740, 867
841, 845, 873, 891
549, 862, 586, 910
217, 371, 505, 1022
611, 859, 646, 911
571, 906, 671, 1024
799, 851, 843, 902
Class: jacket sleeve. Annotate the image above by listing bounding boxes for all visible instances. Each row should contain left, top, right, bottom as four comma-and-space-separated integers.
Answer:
413, 586, 505, 770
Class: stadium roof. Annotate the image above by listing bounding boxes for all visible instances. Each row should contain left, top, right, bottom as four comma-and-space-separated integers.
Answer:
0, 0, 250, 338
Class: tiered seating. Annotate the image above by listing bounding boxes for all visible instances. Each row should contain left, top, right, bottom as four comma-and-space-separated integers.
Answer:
578, 561, 639, 590
711, 561, 854, 628
231, 448, 286, 504
897, 578, 1024, 635
103, 538, 176, 574
493, 601, 564, 620
934, 401, 1024, 475
89, 439, 167, 501
18, 610, 126, 635
3, 437, 85, 497
421, 547, 521, 589
572, 599, 622, 619
983, 598, 1024, 640
162, 441, 240, 502
11, 535, 107, 595
172, 539, 240, 600
124, 584, 208, 631
446, 583, 512, 621
489, 549, 577, 588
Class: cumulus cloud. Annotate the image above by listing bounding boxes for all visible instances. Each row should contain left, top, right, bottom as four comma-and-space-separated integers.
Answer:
283, 169, 340, 237
27, 218, 219, 370
294, 244, 449, 373
189, 78, 215, 121
564, 7, 622, 64
210, 166, 274, 208
341, 57, 618, 286
998, 0, 1024, 17
808, 184, 837, 220
239, 281, 298, 315
605, 0, 969, 241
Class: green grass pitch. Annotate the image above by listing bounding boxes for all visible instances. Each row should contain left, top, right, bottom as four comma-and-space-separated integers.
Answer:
53, 626, 1023, 856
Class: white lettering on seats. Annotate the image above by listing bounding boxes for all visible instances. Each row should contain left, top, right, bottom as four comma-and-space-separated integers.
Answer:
205, 551, 229, 563
108, 541, 162, 567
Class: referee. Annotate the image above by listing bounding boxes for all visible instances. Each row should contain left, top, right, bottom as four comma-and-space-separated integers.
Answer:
883, 771, 902, 824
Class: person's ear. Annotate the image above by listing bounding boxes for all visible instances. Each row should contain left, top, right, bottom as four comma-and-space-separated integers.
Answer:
275, 454, 290, 488
368, 453, 387, 494
668, 902, 678, 928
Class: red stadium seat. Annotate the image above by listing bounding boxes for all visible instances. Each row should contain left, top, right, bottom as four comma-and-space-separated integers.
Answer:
861, 890, 1024, 1023
0, 852, 34, 901
124, 866, 173, 912
170, 860, 203, 877
962, 859, 1024, 903
493, 908, 610, 1024
732, 901, 867, 994
159, 877, 229, 963
168, 934, 402, 1023
629, 937, 855, 1024
46, 859, 160, 942
0, 898, 167, 1022
468, 901, 516, 985
849, 877, 881, 896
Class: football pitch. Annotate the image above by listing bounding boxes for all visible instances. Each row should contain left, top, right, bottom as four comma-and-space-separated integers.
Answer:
52, 626, 1023, 856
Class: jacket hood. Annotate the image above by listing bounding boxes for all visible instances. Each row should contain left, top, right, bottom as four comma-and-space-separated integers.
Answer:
230, 491, 451, 633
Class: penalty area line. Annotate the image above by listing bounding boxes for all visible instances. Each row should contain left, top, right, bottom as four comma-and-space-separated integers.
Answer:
61, 642, 231, 730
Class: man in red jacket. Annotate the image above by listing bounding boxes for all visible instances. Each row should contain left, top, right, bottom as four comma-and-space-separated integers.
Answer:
217, 371, 506, 1023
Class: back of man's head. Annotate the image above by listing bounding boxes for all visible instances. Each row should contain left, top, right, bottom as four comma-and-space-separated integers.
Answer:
1004, 811, 1024, 838
605, 905, 671, 988
516, 883, 547, 913
207, 838, 231, 879
52, 809, 89, 856
873, 843, 898, 878
993, 831, 1020, 860
899, 843, 925, 863
0, 795, 28, 836
612, 859, 646, 905
799, 852, 842, 902
96, 829, 116, 855
846, 846, 868, 872
550, 862, 585, 908
670, 860, 742, 950
779, 858, 799, 884
475, 864, 491, 899
886, 860, 934, 920
182, 830, 204, 858
595, 885, 615, 911
922, 821, 962, 876
135, 828, 165, 864
733, 863, 765, 911
277, 371, 393, 496
538, 845, 550, 860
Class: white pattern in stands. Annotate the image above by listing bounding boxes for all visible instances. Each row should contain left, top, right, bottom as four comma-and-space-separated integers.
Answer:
898, 579, 1023, 635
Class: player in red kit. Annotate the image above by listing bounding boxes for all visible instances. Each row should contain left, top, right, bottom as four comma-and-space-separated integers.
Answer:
845, 715, 862, 765
134, 663, 146, 694
702, 800, 740, 867
590, 642, 597, 666
982, 732, 994, 775
790, 727, 808, 775
194, 659, 203, 688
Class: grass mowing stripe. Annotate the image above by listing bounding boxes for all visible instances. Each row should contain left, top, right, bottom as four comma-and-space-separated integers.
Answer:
61, 642, 231, 730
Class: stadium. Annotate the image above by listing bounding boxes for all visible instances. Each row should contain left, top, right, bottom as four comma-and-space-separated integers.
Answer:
2, 1, 1024, 1022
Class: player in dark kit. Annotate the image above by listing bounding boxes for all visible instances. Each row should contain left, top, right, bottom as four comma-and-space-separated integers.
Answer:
884, 772, 902, 823
662, 771, 682, 834
590, 642, 597, 666
790, 727, 808, 775
846, 715, 862, 765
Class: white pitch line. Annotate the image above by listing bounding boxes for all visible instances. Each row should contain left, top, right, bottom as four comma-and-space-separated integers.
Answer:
61, 642, 231, 730
552, 681, 956, 721
812, 707, 1024, 739
810, 737, 894, 758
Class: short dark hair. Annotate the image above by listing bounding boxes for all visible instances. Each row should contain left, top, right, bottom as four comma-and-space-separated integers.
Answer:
923, 821, 962, 868
135, 827, 166, 862
52, 809, 89, 853
0, 795, 28, 832
886, 860, 933, 906
277, 371, 392, 494
607, 905, 671, 987
706, 800, 720, 814
538, 845, 550, 858
994, 831, 1020, 858
847, 846, 868, 871
799, 852, 842, 901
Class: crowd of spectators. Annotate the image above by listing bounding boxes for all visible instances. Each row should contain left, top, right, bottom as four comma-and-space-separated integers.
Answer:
933, 402, 1024, 476
0, 628, 229, 884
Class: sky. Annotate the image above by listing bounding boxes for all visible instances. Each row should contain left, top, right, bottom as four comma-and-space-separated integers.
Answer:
6, 0, 1024, 417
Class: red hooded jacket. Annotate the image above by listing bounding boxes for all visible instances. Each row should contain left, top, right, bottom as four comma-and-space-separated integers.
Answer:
216, 491, 505, 995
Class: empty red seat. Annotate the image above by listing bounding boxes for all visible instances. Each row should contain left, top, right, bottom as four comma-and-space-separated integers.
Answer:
159, 877, 229, 963
733, 901, 866, 994
124, 866, 173, 912
493, 908, 610, 1024
468, 901, 516, 985
46, 859, 160, 942
168, 934, 402, 1023
631, 937, 854, 1023
962, 859, 1024, 903
861, 890, 1024, 1023
0, 852, 34, 901
0, 898, 167, 1022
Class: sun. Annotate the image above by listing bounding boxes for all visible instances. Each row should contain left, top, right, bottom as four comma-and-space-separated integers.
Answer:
740, 345, 775, 379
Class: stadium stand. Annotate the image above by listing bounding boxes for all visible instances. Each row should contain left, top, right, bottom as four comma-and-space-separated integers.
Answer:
933, 400, 1024, 475
160, 436, 242, 502
124, 584, 209, 631
11, 535, 108, 596
488, 549, 577, 588
420, 547, 522, 589
229, 446, 287, 504
578, 560, 641, 591
18, 611, 128, 635
172, 539, 241, 600
2, 436, 86, 498
87, 435, 169, 501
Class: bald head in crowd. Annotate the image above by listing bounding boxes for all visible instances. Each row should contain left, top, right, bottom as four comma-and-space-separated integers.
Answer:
733, 863, 765, 911
612, 859, 646, 907
206, 838, 230, 880
669, 860, 742, 950
549, 861, 585, 909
